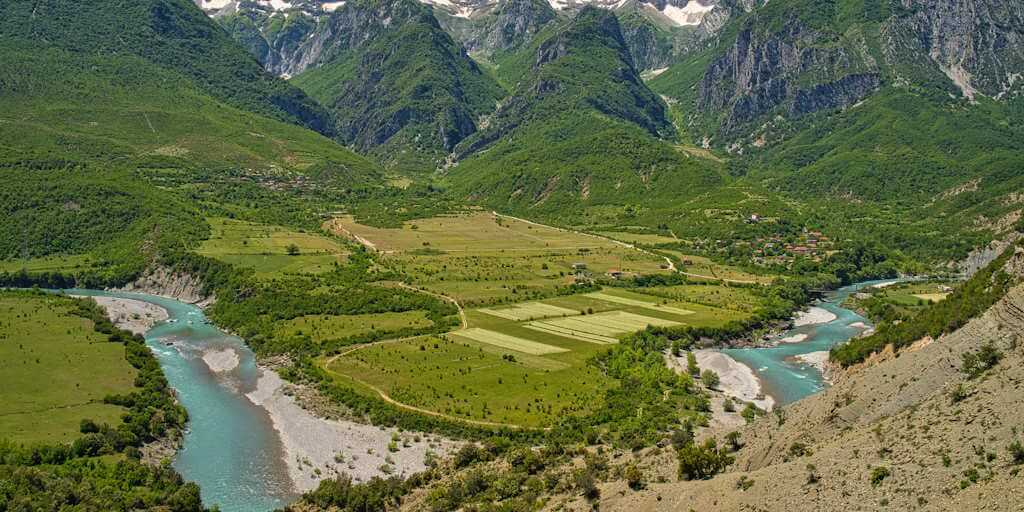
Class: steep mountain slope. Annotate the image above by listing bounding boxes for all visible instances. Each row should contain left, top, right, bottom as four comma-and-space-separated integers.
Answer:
651, 0, 1024, 144
0, 0, 378, 175
446, 7, 725, 216
280, 0, 506, 170
2, 0, 332, 133
642, 0, 1024, 260
0, 0, 381, 281
592, 245, 1024, 511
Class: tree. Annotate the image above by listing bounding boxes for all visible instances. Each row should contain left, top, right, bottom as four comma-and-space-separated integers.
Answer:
687, 352, 699, 377
701, 369, 720, 390
286, 243, 300, 256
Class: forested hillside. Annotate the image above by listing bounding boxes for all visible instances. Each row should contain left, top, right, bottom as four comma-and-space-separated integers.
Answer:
446, 7, 725, 218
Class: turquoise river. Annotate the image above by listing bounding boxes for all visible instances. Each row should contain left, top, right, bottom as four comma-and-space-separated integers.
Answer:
59, 280, 893, 509
65, 289, 296, 511
722, 279, 897, 405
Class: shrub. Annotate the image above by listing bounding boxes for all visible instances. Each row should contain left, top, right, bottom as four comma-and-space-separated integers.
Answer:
725, 432, 742, 452
723, 397, 736, 412
735, 475, 754, 491
687, 352, 699, 377
701, 369, 720, 390
961, 343, 1003, 379
741, 403, 762, 424
1009, 440, 1024, 465
677, 439, 734, 481
670, 425, 694, 451
624, 463, 645, 490
869, 466, 890, 487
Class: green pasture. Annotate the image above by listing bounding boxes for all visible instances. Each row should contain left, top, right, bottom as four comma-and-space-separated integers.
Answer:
197, 217, 348, 278
277, 311, 434, 344
0, 293, 136, 445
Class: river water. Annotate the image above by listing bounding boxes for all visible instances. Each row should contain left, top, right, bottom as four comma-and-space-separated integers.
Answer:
721, 279, 896, 406
64, 289, 295, 512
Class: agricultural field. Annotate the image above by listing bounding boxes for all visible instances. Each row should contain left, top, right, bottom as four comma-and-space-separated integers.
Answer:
276, 311, 434, 345
0, 293, 136, 445
326, 212, 670, 305
197, 217, 349, 278
322, 286, 737, 428
662, 251, 776, 284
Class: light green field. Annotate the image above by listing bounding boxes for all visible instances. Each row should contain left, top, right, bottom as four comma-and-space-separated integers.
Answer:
277, 311, 434, 344
198, 217, 348, 278
327, 213, 670, 305
0, 254, 95, 274
586, 290, 695, 316
0, 293, 136, 445
454, 328, 569, 355
526, 310, 680, 344
479, 302, 579, 321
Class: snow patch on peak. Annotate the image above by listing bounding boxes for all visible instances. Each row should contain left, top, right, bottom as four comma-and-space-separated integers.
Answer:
198, 0, 233, 9
420, 0, 476, 18
660, 0, 714, 26
257, 0, 293, 10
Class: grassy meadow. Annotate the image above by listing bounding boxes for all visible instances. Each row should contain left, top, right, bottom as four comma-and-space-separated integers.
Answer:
0, 293, 136, 445
197, 217, 349, 278
326, 212, 671, 305
276, 311, 434, 345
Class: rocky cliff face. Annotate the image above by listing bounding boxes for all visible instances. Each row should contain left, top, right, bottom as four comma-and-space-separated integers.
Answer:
673, 0, 1024, 142
459, 0, 559, 53
696, 19, 880, 136
885, 0, 1024, 100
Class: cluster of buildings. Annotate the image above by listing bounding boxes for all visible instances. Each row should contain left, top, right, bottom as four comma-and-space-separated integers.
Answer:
751, 230, 834, 266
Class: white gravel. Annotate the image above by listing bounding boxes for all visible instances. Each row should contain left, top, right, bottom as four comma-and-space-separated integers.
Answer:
246, 370, 459, 492
202, 348, 240, 373
78, 296, 168, 335
693, 350, 775, 411
779, 333, 809, 344
793, 306, 837, 326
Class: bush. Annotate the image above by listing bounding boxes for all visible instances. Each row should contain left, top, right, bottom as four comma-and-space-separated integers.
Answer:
869, 466, 890, 487
725, 431, 742, 452
624, 463, 645, 490
677, 439, 734, 481
723, 397, 736, 412
686, 352, 700, 377
701, 369, 720, 390
741, 403, 762, 424
1009, 440, 1024, 465
961, 343, 1003, 379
